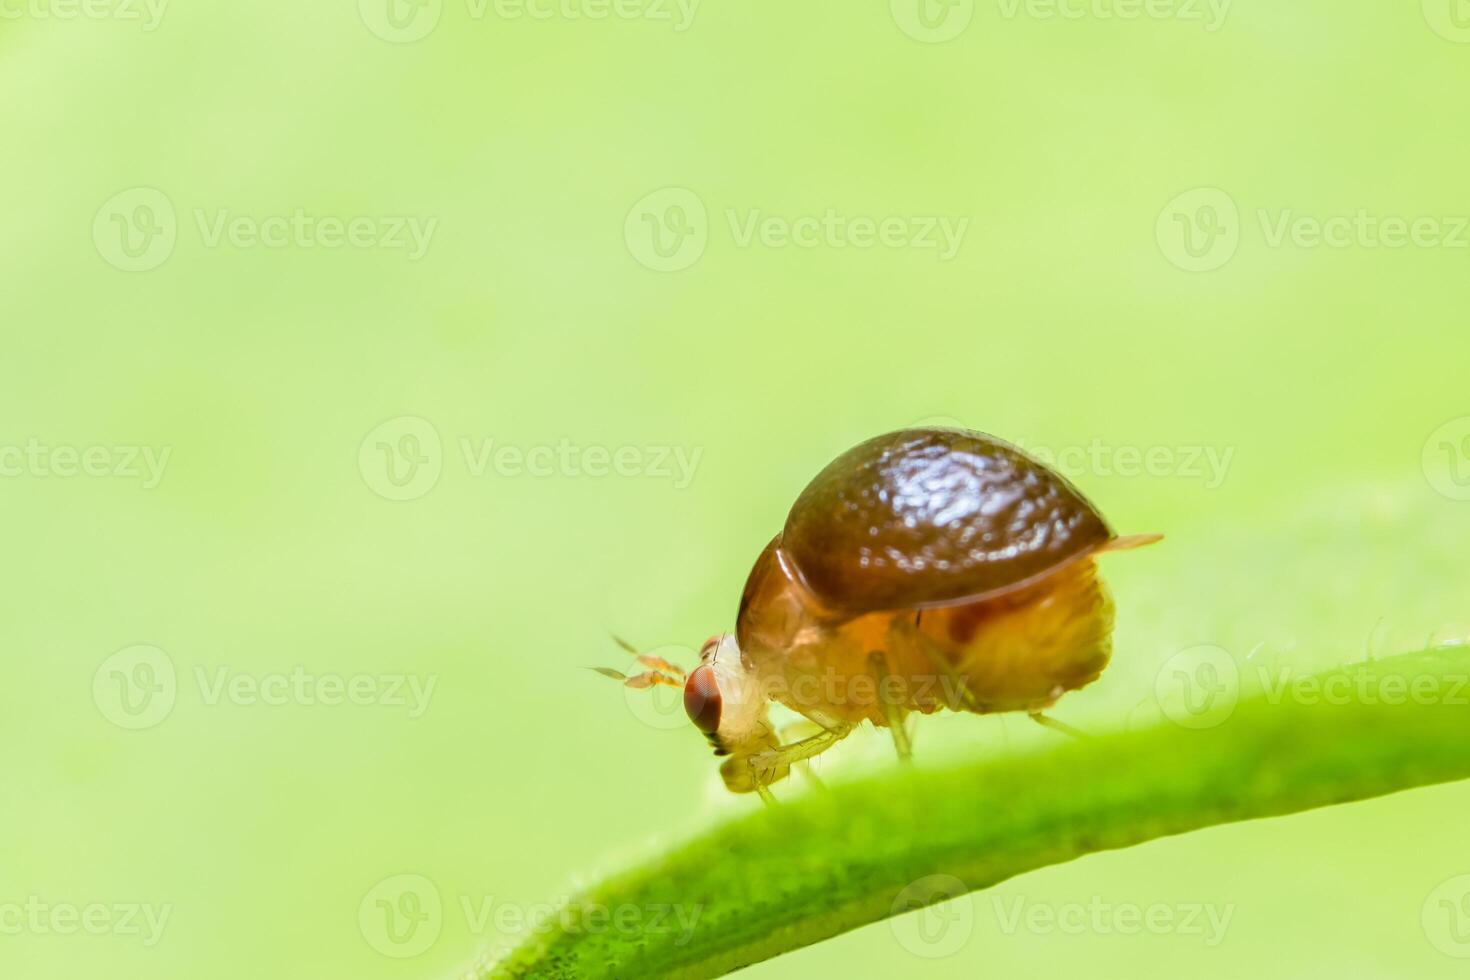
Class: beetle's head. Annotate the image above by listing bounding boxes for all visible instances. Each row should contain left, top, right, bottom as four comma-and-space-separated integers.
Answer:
594, 632, 784, 794
684, 633, 785, 791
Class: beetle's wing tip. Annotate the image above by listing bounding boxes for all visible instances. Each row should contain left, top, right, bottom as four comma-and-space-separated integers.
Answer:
1100, 532, 1164, 553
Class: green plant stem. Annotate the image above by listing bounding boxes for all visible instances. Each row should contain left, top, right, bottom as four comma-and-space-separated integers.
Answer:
481, 647, 1470, 979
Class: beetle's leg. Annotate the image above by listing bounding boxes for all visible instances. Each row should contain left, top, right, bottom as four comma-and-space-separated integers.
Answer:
868, 650, 913, 762
779, 720, 832, 788
895, 619, 979, 712
1029, 712, 1091, 739
747, 723, 854, 792
779, 720, 826, 741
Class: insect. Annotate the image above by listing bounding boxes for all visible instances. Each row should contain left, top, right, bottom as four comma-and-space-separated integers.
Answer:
599, 427, 1160, 801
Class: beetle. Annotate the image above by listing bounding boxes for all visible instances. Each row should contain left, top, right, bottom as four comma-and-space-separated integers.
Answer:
600, 427, 1160, 801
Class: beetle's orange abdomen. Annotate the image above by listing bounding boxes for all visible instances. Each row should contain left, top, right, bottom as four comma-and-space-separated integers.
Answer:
907, 556, 1113, 714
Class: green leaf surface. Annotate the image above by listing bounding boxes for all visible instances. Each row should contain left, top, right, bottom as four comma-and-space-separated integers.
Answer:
482, 646, 1470, 979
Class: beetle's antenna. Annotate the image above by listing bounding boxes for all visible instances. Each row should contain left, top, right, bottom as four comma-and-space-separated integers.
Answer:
609, 634, 687, 678
586, 665, 682, 689
638, 656, 686, 678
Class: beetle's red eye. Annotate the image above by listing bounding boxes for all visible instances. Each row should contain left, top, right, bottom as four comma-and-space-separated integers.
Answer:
684, 664, 722, 734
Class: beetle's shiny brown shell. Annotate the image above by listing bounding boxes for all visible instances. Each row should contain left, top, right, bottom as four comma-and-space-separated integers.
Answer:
776, 428, 1113, 615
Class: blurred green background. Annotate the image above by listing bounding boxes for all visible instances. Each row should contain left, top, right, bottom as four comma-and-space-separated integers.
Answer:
4, 1, 1470, 977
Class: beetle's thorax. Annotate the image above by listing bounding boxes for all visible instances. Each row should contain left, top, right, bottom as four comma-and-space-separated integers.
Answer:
736, 538, 835, 661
